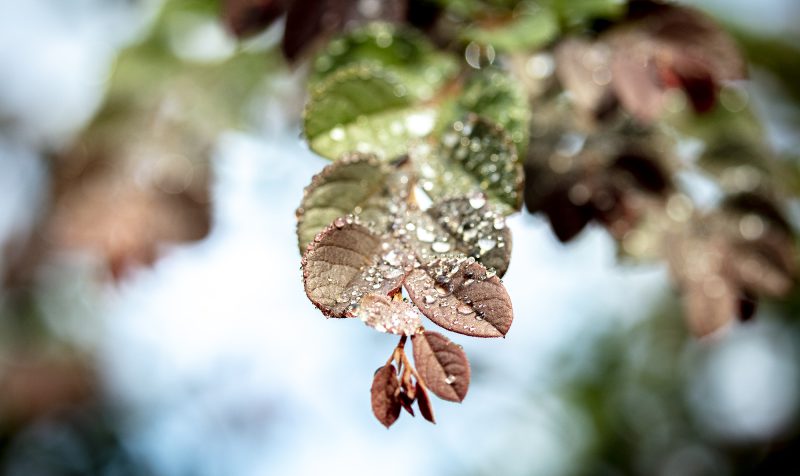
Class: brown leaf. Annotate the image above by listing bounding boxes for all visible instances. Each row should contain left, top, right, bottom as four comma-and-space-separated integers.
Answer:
371, 364, 402, 428
405, 256, 513, 337
683, 274, 737, 337
302, 219, 410, 317
415, 381, 435, 423
399, 390, 416, 416
411, 330, 470, 402
554, 38, 616, 116
222, 0, 286, 38
357, 293, 422, 335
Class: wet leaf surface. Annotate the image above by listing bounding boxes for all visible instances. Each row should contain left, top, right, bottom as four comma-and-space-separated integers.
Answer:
412, 114, 523, 213
371, 364, 402, 428
302, 219, 410, 317
310, 22, 458, 99
449, 68, 531, 154
411, 330, 470, 402
357, 294, 422, 335
404, 256, 513, 337
304, 65, 436, 160
296, 153, 413, 252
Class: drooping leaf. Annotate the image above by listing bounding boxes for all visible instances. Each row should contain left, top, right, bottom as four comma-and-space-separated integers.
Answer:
295, 153, 413, 252
357, 293, 422, 335
371, 364, 402, 428
449, 68, 531, 154
459, 4, 559, 52
301, 218, 410, 317
310, 22, 458, 99
411, 330, 470, 402
667, 194, 796, 336
304, 65, 436, 160
415, 381, 436, 423
404, 256, 513, 337
412, 114, 523, 213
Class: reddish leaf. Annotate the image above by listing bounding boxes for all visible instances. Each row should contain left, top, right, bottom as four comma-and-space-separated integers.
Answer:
405, 256, 513, 337
371, 364, 402, 428
412, 330, 470, 402
415, 381, 435, 423
357, 293, 422, 335
302, 219, 409, 317
399, 391, 416, 416
222, 0, 286, 38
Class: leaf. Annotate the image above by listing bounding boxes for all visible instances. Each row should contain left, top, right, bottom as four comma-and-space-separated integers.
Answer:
459, 5, 559, 53
415, 381, 436, 423
449, 68, 531, 154
301, 218, 410, 317
310, 22, 458, 100
548, 0, 625, 27
412, 114, 523, 213
371, 364, 402, 428
281, 0, 407, 61
222, 0, 286, 38
304, 65, 436, 161
357, 294, 422, 335
423, 195, 512, 276
411, 330, 470, 402
554, 37, 617, 117
295, 153, 413, 252
404, 256, 513, 337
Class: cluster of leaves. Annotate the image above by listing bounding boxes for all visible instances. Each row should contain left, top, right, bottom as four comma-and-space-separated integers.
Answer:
226, 0, 798, 426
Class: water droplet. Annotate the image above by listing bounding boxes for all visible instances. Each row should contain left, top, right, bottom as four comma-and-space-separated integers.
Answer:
432, 241, 451, 253
434, 284, 450, 296
478, 238, 496, 253
444, 375, 456, 384
329, 127, 345, 142
469, 195, 486, 209
457, 304, 473, 315
333, 217, 346, 228
424, 295, 436, 305
416, 227, 436, 242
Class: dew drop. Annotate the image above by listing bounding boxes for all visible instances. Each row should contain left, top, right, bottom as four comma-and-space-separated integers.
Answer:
444, 375, 456, 385
432, 241, 451, 253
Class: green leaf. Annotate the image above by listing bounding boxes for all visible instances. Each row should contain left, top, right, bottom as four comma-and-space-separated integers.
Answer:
295, 153, 413, 253
310, 22, 458, 101
449, 68, 531, 154
304, 65, 437, 161
459, 5, 559, 52
546, 0, 625, 27
412, 114, 523, 213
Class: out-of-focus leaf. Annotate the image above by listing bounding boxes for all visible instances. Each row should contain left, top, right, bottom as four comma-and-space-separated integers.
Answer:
304, 65, 436, 160
295, 153, 413, 252
667, 193, 796, 336
371, 364, 402, 428
546, 0, 625, 27
411, 330, 470, 401
449, 68, 531, 153
357, 294, 422, 335
554, 38, 616, 118
404, 256, 513, 337
282, 0, 407, 61
222, 0, 286, 38
310, 22, 458, 99
302, 219, 410, 317
412, 114, 523, 213
459, 5, 559, 52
